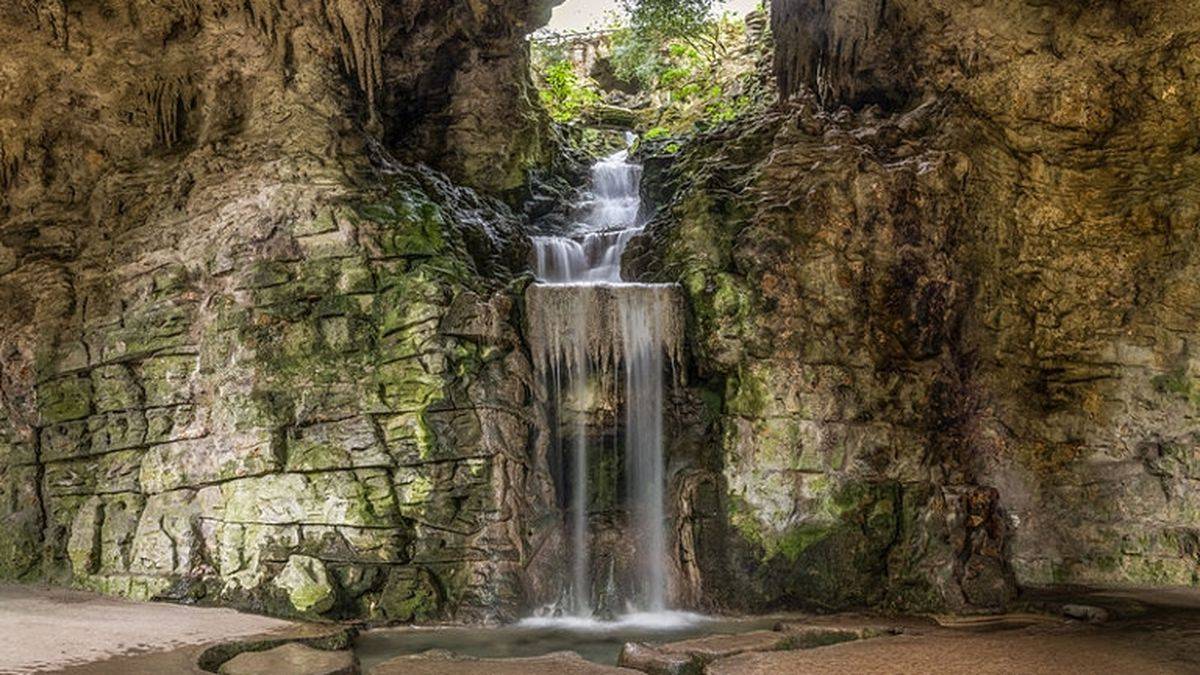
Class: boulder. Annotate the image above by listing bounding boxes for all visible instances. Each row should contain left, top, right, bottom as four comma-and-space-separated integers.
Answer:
274, 555, 336, 615
1062, 604, 1111, 624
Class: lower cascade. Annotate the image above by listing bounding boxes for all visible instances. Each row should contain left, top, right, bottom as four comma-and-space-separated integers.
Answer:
525, 147, 684, 618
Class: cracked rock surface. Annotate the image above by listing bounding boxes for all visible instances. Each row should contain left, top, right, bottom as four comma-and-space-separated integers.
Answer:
629, 0, 1200, 612
0, 0, 561, 622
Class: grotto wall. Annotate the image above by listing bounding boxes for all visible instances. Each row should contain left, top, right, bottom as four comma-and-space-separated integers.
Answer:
0, 0, 564, 621
633, 0, 1200, 612
380, 0, 560, 194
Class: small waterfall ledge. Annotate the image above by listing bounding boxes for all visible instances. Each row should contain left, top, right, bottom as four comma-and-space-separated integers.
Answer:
525, 284, 685, 383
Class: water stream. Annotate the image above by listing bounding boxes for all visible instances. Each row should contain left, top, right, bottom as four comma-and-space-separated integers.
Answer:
526, 144, 683, 618
355, 614, 785, 670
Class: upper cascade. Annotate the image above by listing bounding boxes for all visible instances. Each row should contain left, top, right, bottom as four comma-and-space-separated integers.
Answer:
532, 146, 644, 284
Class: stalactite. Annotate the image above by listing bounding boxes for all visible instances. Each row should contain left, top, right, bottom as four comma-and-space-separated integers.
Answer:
770, 0, 902, 107
0, 139, 21, 195
241, 0, 281, 45
525, 284, 685, 390
144, 76, 197, 149
321, 0, 383, 118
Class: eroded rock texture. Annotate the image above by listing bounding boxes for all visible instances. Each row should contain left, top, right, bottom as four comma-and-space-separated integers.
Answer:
0, 0, 559, 621
633, 0, 1200, 611
382, 0, 558, 194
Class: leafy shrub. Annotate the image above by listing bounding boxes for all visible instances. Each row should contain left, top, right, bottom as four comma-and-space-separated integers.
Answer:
531, 0, 769, 140
536, 59, 602, 123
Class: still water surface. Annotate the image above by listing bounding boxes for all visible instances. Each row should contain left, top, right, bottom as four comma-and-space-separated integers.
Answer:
355, 612, 787, 669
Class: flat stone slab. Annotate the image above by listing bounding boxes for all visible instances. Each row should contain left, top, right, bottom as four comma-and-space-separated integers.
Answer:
703, 629, 1187, 675
660, 629, 793, 657
617, 622, 898, 673
219, 643, 357, 674
618, 642, 698, 674
370, 649, 636, 674
773, 622, 892, 647
0, 583, 295, 674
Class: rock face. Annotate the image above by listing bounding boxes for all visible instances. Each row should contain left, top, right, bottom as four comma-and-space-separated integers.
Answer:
380, 0, 560, 194
0, 0, 560, 621
629, 0, 1200, 612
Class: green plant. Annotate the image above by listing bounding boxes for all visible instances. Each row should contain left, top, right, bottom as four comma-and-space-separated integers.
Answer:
536, 59, 601, 123
643, 126, 671, 140
622, 0, 722, 58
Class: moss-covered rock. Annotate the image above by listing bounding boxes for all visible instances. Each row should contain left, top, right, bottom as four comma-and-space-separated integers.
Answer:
274, 555, 337, 615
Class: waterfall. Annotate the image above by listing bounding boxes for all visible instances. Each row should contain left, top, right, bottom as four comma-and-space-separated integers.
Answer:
620, 293, 667, 612
526, 145, 681, 617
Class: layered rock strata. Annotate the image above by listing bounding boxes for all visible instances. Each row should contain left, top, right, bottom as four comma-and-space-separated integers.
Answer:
0, 0, 560, 621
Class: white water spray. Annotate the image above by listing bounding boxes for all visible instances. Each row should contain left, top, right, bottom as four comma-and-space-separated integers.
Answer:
527, 144, 681, 617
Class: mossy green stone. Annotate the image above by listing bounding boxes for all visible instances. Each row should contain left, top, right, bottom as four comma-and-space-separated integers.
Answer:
274, 554, 336, 614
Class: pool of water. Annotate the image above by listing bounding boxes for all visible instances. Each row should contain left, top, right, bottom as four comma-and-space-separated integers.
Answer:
354, 611, 787, 670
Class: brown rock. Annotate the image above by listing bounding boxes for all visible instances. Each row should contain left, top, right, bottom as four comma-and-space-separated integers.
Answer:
617, 631, 790, 675
218, 643, 357, 675
369, 650, 635, 675
658, 630, 792, 659
617, 642, 699, 675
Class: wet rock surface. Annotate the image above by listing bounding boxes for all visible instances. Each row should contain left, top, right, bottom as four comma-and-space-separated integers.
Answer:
629, 0, 1200, 613
370, 649, 637, 674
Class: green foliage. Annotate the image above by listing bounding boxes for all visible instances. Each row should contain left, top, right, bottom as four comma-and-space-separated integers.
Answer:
608, 25, 663, 88
643, 126, 671, 140
530, 2, 768, 142
622, 0, 715, 45
612, 9, 761, 137
535, 58, 601, 123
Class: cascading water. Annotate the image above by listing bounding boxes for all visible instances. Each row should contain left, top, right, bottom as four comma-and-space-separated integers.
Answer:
526, 143, 683, 619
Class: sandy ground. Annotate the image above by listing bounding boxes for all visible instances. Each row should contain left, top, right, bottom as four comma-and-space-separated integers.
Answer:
0, 584, 294, 674
708, 587, 1200, 675
708, 627, 1199, 674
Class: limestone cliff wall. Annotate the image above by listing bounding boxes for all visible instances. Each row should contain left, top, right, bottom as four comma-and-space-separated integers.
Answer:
635, 0, 1200, 611
0, 0, 562, 621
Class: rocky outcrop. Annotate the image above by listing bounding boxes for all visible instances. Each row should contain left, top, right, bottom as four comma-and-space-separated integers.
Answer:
632, 0, 1200, 612
632, 100, 1016, 612
0, 0, 561, 621
381, 0, 561, 194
